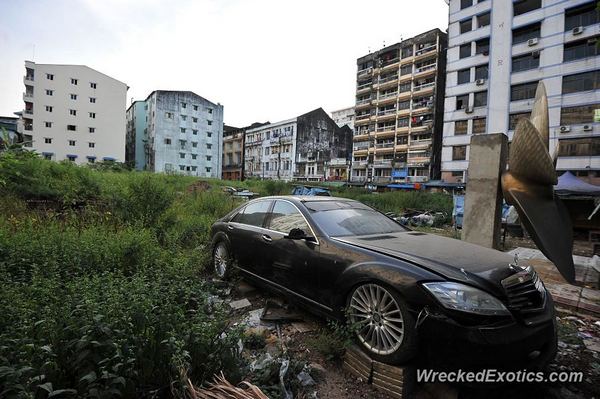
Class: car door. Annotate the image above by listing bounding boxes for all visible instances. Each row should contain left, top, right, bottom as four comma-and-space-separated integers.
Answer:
263, 200, 321, 302
227, 200, 273, 275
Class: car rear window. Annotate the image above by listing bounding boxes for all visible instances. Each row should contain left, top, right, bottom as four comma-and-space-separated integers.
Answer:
303, 200, 369, 212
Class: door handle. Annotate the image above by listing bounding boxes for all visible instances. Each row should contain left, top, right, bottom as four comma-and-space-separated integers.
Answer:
227, 225, 234, 231
262, 234, 272, 242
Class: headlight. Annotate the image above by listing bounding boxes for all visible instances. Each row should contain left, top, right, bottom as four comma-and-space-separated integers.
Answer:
422, 282, 510, 316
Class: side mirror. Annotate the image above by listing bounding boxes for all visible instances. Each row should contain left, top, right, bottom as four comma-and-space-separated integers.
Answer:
285, 228, 308, 240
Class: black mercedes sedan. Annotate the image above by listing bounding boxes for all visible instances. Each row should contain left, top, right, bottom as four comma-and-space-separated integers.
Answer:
210, 196, 557, 368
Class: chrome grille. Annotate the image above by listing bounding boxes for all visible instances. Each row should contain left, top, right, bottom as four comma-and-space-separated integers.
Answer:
501, 266, 546, 314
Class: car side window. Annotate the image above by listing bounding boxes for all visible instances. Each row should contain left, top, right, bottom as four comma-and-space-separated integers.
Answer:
232, 200, 271, 227
268, 201, 311, 235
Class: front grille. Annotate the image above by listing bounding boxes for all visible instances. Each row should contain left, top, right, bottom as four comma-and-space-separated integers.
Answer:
501, 266, 546, 315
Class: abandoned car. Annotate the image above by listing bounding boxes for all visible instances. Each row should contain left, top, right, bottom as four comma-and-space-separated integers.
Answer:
210, 196, 557, 368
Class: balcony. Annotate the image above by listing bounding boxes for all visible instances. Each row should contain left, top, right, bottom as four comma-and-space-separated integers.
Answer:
24, 75, 34, 83
23, 92, 33, 101
373, 160, 393, 168
351, 176, 367, 183
355, 98, 372, 109
407, 175, 429, 183
413, 81, 435, 93
375, 74, 399, 88
356, 82, 372, 93
353, 142, 370, 151
381, 57, 400, 70
352, 161, 368, 169
375, 125, 396, 137
415, 44, 437, 59
409, 139, 432, 148
357, 67, 373, 79
415, 63, 437, 75
373, 176, 392, 183
376, 109, 397, 121
375, 141, 395, 149
355, 113, 372, 123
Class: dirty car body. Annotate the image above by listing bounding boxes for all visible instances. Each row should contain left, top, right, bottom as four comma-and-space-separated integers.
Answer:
210, 196, 557, 369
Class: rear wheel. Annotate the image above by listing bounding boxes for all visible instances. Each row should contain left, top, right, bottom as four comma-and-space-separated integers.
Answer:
347, 283, 417, 364
213, 241, 231, 279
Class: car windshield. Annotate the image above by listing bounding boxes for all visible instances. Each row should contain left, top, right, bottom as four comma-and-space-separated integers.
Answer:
305, 201, 407, 237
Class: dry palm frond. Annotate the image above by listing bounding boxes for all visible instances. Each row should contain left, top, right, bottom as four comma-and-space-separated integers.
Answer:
189, 372, 269, 399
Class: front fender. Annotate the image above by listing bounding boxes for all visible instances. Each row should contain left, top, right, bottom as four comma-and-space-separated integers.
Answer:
332, 260, 440, 318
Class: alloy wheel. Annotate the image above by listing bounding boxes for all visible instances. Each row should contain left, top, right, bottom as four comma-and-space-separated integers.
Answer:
213, 242, 229, 278
348, 284, 405, 356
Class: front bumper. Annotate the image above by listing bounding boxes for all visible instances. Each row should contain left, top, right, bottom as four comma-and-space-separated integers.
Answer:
417, 295, 557, 370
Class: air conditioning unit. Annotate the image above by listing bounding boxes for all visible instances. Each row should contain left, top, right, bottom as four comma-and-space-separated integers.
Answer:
559, 125, 571, 133
572, 26, 584, 35
583, 124, 593, 131
465, 106, 474, 114
532, 50, 540, 58
475, 79, 486, 86
527, 38, 539, 47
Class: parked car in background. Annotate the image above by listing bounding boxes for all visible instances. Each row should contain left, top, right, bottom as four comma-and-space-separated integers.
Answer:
210, 196, 557, 369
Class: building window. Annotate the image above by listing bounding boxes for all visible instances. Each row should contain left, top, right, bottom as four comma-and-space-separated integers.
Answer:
477, 12, 490, 28
206, 167, 212, 173
399, 82, 411, 93
71, 78, 78, 85
69, 140, 76, 146
180, 127, 186, 133
509, 112, 530, 130
192, 129, 198, 135
181, 115, 187, 121
512, 52, 540, 72
46, 73, 54, 80
475, 64, 488, 80
561, 103, 600, 125
192, 141, 198, 148
46, 89, 53, 96
558, 137, 600, 156
207, 108, 213, 114
475, 38, 489, 55
69, 109, 77, 116
472, 117, 486, 134
90, 97, 96, 103
460, 18, 472, 34
564, 37, 599, 62
455, 120, 468, 135
400, 64, 412, 76
562, 70, 600, 94
45, 122, 52, 128
457, 68, 470, 84
565, 2, 600, 31
452, 145, 467, 160
165, 138, 171, 145
513, 0, 541, 16
191, 154, 197, 160
181, 102, 187, 108
207, 120, 212, 126
89, 112, 96, 118
89, 142, 95, 148
180, 140, 187, 148
192, 117, 198, 122
193, 105, 198, 111
90, 82, 97, 89
207, 156, 212, 161
70, 94, 77, 100
46, 106, 53, 112
89, 127, 96, 133
474, 91, 487, 107
44, 138, 52, 144
67, 155, 77, 162
460, 43, 471, 59
513, 22, 541, 45
207, 143, 212, 149
166, 112, 173, 119
180, 153, 185, 159
398, 117, 410, 127
87, 157, 95, 163
44, 153, 52, 160
398, 100, 411, 110
461, 0, 473, 9
207, 132, 212, 137
456, 94, 469, 110
510, 81, 538, 101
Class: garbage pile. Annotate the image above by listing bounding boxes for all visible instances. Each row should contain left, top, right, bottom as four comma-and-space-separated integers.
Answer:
386, 209, 448, 227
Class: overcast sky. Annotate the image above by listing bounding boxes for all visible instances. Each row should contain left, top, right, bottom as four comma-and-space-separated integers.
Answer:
0, 0, 448, 127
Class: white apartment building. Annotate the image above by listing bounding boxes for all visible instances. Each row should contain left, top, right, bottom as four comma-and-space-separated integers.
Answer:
21, 61, 127, 164
442, 0, 600, 185
142, 91, 223, 178
244, 118, 297, 181
331, 106, 355, 131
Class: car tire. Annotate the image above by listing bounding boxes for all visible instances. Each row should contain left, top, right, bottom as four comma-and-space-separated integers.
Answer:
347, 283, 418, 364
213, 240, 232, 279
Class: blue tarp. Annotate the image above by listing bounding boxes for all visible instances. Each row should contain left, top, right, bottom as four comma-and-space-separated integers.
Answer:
453, 195, 464, 228
555, 171, 600, 196
291, 186, 331, 196
387, 183, 416, 189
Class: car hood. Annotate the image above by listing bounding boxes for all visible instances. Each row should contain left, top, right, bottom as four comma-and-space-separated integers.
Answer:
333, 231, 517, 296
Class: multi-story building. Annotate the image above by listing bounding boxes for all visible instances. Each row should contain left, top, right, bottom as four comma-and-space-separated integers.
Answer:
221, 122, 268, 180
351, 29, 448, 187
244, 108, 352, 181
19, 61, 127, 164
132, 90, 223, 177
442, 0, 600, 185
125, 100, 147, 170
331, 106, 355, 131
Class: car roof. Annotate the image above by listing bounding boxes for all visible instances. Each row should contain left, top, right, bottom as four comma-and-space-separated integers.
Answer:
256, 195, 357, 203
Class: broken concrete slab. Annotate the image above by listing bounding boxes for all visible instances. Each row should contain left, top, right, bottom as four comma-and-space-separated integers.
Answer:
229, 298, 251, 310
261, 301, 304, 322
